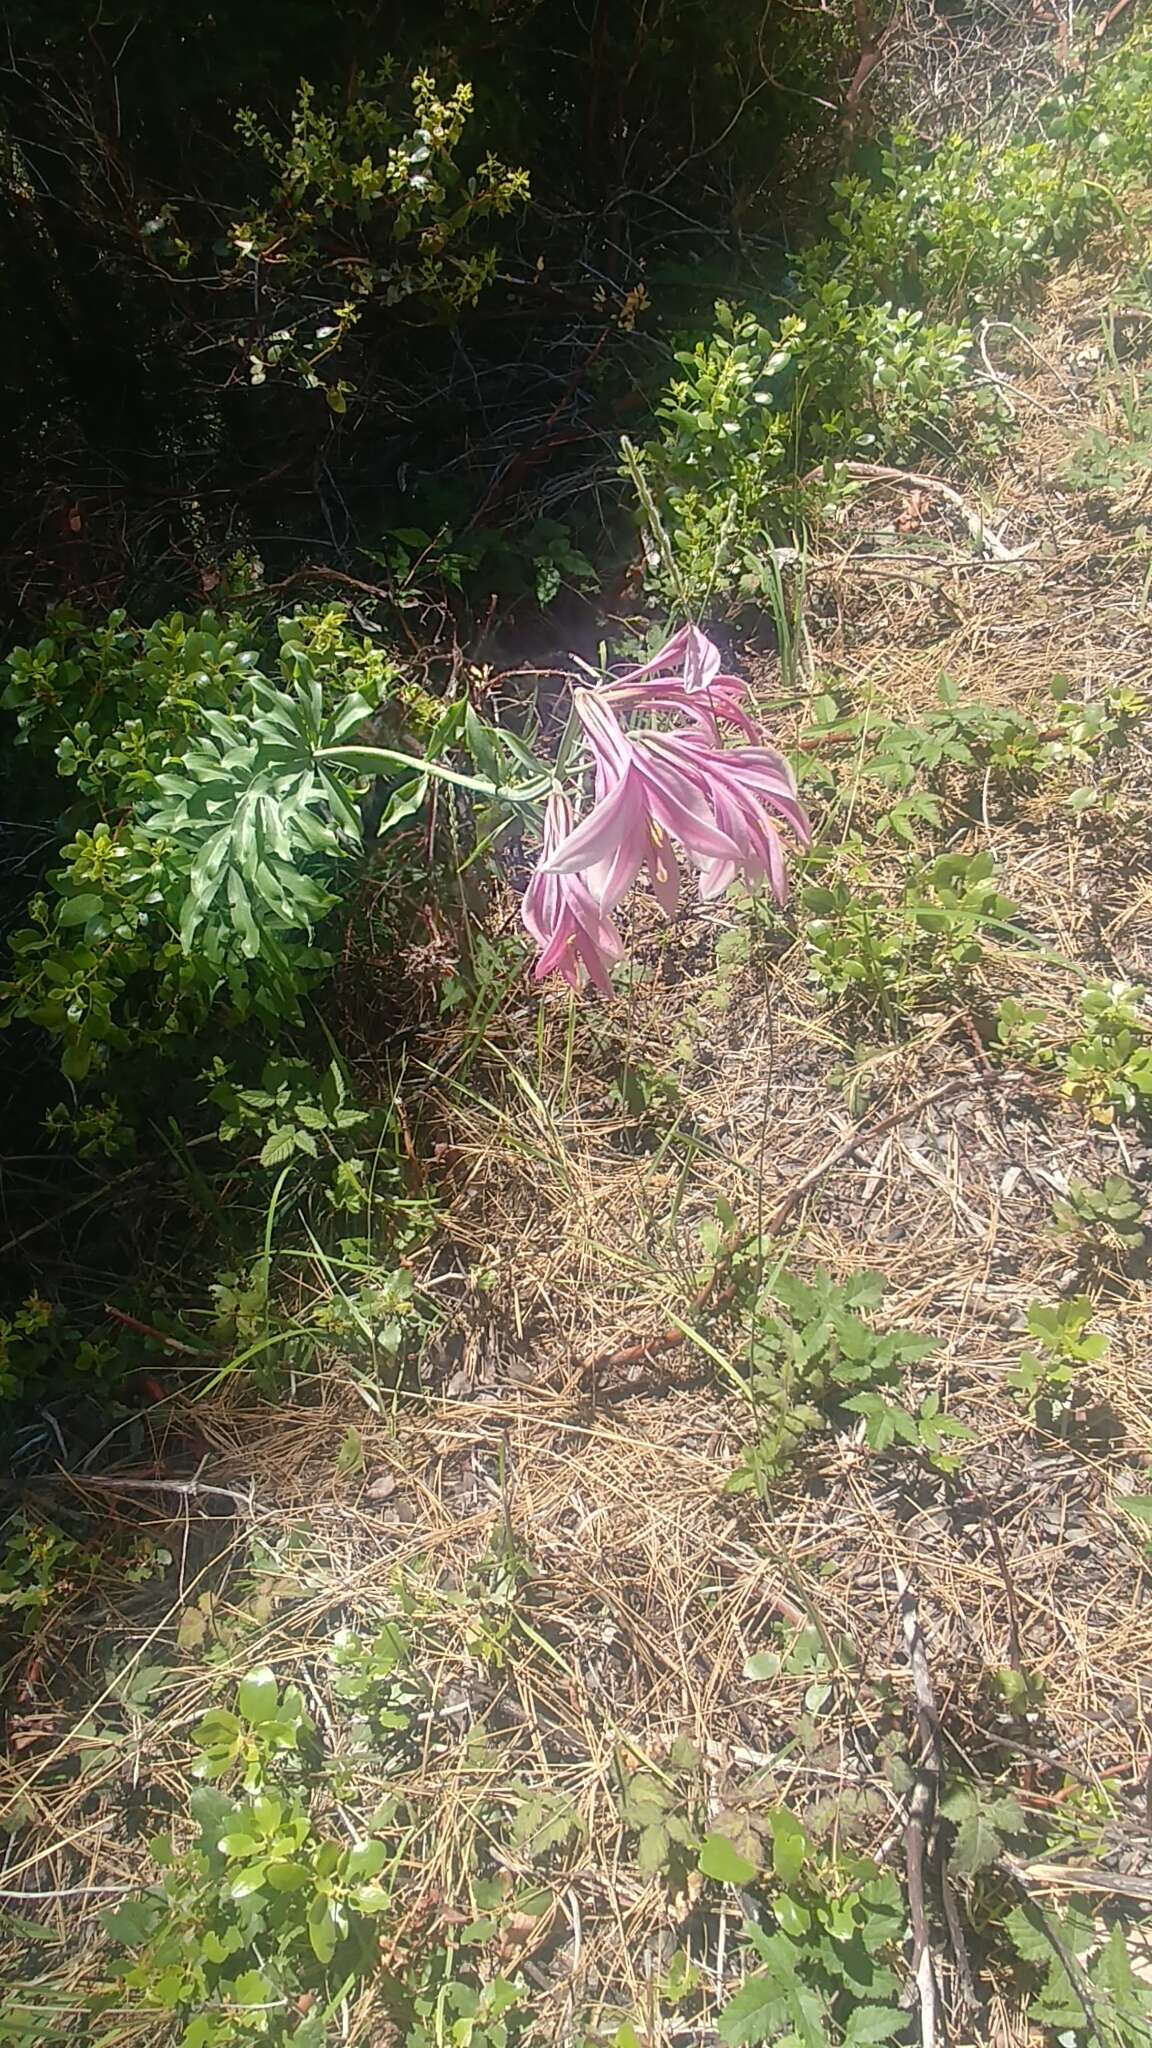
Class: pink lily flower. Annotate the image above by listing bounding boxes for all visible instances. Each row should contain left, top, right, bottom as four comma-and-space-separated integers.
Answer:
604, 623, 759, 741
521, 791, 627, 994
637, 730, 811, 904
544, 692, 742, 915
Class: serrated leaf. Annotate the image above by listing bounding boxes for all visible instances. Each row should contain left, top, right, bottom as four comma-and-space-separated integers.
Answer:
843, 2006, 906, 2043
1006, 1901, 1095, 1966
636, 1822, 671, 1874
259, 1126, 297, 1168
950, 1808, 1006, 1875
717, 1974, 791, 2046
294, 1103, 328, 1130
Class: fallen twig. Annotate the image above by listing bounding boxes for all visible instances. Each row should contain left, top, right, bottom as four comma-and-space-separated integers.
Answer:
585, 1077, 967, 1386
809, 460, 1036, 562
60, 1468, 257, 1517
896, 1568, 942, 2048
103, 1304, 211, 1359
1002, 1857, 1152, 1906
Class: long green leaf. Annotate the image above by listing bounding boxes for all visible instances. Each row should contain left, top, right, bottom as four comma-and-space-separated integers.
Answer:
317, 743, 509, 798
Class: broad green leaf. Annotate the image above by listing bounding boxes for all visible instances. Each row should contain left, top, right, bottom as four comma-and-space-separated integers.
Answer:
230, 1968, 272, 2007
101, 1896, 162, 1946
259, 1126, 297, 1168
237, 1668, 278, 1724
217, 1832, 259, 1857
56, 893, 103, 927
717, 1973, 791, 2046
376, 774, 429, 835
227, 867, 261, 958
769, 1808, 808, 1885
950, 1808, 1007, 1876
307, 1893, 339, 1964
698, 1832, 758, 1886
774, 1891, 810, 1937
252, 1796, 282, 1837
354, 1882, 392, 1913
227, 1860, 267, 1898
743, 1652, 781, 1681
345, 1837, 388, 1879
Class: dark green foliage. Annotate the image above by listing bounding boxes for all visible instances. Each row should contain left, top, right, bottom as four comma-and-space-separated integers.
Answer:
0, 0, 850, 628
722, 1262, 967, 1491
1, 608, 392, 1081
717, 1856, 906, 2045
1052, 1175, 1146, 1257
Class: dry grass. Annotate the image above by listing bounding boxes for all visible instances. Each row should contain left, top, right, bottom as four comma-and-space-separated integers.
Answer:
5, 267, 1152, 2045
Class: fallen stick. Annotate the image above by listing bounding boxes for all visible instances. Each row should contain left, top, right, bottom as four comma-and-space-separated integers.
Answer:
585, 1076, 966, 1384
60, 1469, 257, 1516
1002, 1857, 1152, 1907
103, 1304, 210, 1358
808, 461, 1036, 563
896, 1568, 942, 2048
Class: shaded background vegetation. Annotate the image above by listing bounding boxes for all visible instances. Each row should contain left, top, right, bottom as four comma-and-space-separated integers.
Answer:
0, 0, 849, 635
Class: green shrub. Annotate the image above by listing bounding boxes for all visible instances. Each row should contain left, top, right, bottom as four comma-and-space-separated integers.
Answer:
0, 606, 414, 1082
632, 29, 1152, 603
230, 67, 529, 405
801, 849, 1016, 1019
821, 133, 1107, 317
997, 982, 1152, 1124
636, 294, 970, 604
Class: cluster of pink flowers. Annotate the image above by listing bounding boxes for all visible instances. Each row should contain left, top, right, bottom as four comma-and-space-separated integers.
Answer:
521, 625, 810, 995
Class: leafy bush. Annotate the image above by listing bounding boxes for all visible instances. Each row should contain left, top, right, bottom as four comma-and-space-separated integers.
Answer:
718, 1854, 906, 2046
801, 849, 1016, 1018
723, 1262, 966, 1491
632, 29, 1152, 602
103, 1671, 394, 2045
1052, 1174, 1146, 1257
637, 294, 970, 603
230, 68, 529, 405
997, 982, 1152, 1123
0, 1294, 118, 1403
1008, 1297, 1108, 1425
822, 133, 1107, 317
0, 606, 412, 1083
